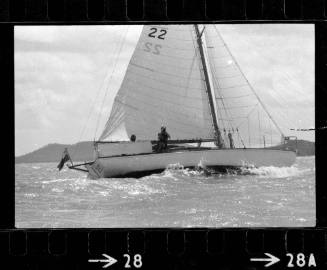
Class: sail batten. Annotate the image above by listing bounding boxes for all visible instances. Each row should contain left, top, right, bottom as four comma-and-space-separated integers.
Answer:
125, 69, 204, 89
124, 78, 204, 98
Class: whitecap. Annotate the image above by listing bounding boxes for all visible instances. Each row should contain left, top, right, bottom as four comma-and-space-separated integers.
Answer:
24, 193, 37, 198
166, 163, 185, 170
52, 188, 64, 193
160, 163, 208, 179
126, 184, 163, 196
241, 165, 302, 178
183, 208, 197, 214
41, 178, 72, 184
99, 191, 110, 196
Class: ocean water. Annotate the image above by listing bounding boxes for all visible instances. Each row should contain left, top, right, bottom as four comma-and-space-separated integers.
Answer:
15, 156, 315, 228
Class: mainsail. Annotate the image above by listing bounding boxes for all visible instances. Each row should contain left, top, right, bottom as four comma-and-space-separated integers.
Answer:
99, 25, 215, 141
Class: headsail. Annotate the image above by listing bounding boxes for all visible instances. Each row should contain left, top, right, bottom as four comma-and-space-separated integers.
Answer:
99, 25, 215, 141
204, 25, 284, 147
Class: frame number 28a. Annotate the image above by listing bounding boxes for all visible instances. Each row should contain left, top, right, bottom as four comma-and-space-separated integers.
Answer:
286, 253, 316, 268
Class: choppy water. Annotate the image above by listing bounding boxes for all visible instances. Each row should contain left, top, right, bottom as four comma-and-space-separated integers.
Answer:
15, 156, 315, 228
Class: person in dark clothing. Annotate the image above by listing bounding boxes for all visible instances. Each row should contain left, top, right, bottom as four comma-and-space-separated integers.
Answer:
157, 133, 164, 152
228, 131, 235, 149
161, 127, 170, 149
157, 126, 170, 152
130, 134, 136, 142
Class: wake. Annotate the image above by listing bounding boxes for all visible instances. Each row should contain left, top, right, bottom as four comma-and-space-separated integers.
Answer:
157, 162, 308, 179
240, 165, 308, 178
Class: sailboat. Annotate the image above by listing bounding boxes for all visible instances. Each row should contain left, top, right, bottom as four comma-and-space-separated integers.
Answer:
67, 24, 296, 179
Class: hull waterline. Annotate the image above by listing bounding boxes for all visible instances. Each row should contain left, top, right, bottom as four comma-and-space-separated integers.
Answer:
85, 148, 296, 179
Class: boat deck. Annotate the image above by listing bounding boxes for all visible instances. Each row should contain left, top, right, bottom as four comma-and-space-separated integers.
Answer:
96, 145, 294, 159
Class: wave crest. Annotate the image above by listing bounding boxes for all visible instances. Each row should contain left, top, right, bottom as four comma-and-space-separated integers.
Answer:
240, 165, 303, 178
160, 163, 209, 179
161, 163, 308, 179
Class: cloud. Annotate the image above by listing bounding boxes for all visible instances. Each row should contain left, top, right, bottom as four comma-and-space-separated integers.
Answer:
218, 24, 314, 119
15, 25, 142, 55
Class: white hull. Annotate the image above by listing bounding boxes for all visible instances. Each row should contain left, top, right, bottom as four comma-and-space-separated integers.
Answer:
85, 148, 296, 179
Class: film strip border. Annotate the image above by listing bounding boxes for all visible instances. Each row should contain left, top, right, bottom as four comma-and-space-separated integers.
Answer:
0, 229, 326, 269
2, 1, 327, 269
0, 0, 326, 21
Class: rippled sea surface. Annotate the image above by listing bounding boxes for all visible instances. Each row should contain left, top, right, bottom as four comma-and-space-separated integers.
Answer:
15, 156, 315, 228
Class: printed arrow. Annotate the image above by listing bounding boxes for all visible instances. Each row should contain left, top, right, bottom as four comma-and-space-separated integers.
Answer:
250, 253, 280, 267
88, 254, 118, 268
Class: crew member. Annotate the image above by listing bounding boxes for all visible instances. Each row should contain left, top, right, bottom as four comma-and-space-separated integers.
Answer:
130, 134, 136, 142
157, 126, 170, 152
228, 131, 235, 149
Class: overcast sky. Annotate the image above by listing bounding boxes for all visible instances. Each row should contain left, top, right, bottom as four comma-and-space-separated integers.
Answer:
15, 24, 314, 156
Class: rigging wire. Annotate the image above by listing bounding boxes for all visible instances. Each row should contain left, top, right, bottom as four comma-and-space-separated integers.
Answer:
232, 36, 312, 107
93, 26, 130, 141
213, 25, 285, 138
269, 118, 273, 146
247, 116, 251, 147
203, 33, 231, 133
235, 103, 259, 129
258, 111, 262, 146
237, 128, 246, 148
205, 26, 266, 147
268, 86, 313, 129
227, 35, 314, 132
71, 29, 128, 157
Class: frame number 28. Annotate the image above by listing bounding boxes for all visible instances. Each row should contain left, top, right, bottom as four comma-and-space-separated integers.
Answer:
123, 254, 143, 268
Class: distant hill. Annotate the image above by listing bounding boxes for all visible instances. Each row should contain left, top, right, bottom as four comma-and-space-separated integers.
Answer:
15, 141, 94, 164
15, 139, 315, 164
267, 139, 315, 156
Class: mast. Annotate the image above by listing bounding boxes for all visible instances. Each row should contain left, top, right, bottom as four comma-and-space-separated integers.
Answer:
194, 25, 224, 148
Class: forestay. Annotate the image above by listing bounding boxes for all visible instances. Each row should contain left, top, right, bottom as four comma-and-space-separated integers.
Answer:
99, 25, 215, 141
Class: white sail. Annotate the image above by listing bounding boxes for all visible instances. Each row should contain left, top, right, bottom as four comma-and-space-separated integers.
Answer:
99, 25, 215, 141
204, 25, 282, 147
